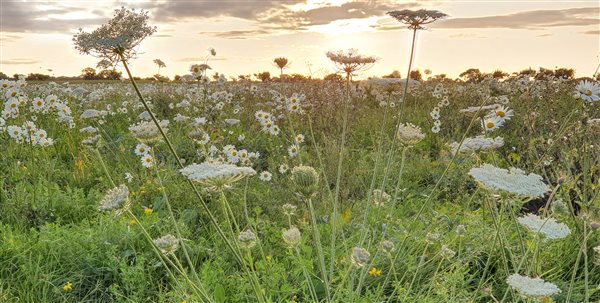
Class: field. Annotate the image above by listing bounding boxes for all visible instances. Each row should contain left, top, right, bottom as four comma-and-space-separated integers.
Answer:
1, 6, 600, 303
0, 74, 599, 303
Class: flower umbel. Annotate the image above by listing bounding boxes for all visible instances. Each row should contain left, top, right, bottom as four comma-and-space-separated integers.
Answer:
73, 7, 156, 63
387, 9, 448, 30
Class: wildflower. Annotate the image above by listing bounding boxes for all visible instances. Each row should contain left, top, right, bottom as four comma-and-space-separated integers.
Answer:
141, 154, 154, 168
396, 123, 425, 146
143, 206, 153, 215
381, 240, 395, 253
238, 229, 257, 249
574, 80, 600, 102
326, 49, 377, 78
124, 172, 133, 182
291, 166, 320, 198
440, 245, 456, 259
282, 203, 297, 216
387, 9, 448, 30
506, 273, 561, 297
490, 105, 514, 121
368, 267, 382, 276
449, 136, 504, 153
128, 218, 137, 226
259, 171, 272, 182
180, 162, 256, 191
134, 143, 151, 156
63, 281, 73, 291
287, 144, 300, 157
351, 247, 370, 267
153, 234, 180, 255
517, 214, 570, 240
372, 189, 391, 207
129, 120, 169, 144
295, 134, 305, 144
73, 7, 157, 63
282, 226, 301, 247
482, 116, 504, 132
98, 184, 130, 214
278, 163, 289, 174
469, 164, 550, 197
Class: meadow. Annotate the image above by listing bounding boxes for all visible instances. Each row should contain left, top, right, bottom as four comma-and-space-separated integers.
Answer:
1, 7, 599, 303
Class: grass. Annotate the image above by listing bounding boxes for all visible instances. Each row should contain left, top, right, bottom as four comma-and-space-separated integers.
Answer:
0, 76, 598, 302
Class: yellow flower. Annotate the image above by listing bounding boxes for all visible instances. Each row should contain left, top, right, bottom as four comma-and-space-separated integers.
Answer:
144, 207, 153, 215
128, 218, 137, 226
182, 300, 187, 303
368, 267, 382, 276
266, 255, 272, 262
63, 281, 73, 291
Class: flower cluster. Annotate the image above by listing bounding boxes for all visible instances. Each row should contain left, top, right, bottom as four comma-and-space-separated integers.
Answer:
506, 273, 561, 297
449, 136, 504, 154
469, 164, 550, 197
517, 214, 570, 240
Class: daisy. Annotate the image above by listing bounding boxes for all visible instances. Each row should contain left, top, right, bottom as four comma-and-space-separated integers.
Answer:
134, 143, 151, 156
141, 154, 154, 168
288, 144, 300, 157
482, 116, 504, 132
295, 134, 305, 144
574, 80, 600, 102
491, 105, 514, 121
279, 163, 289, 174
259, 171, 272, 182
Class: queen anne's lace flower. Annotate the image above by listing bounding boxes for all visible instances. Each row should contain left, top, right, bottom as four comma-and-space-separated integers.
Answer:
469, 164, 549, 197
98, 184, 130, 214
73, 7, 157, 63
396, 123, 425, 146
517, 214, 570, 240
153, 234, 179, 255
180, 162, 256, 191
506, 274, 561, 297
449, 136, 504, 153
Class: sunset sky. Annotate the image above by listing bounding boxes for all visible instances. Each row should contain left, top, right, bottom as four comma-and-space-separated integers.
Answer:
1, 0, 599, 79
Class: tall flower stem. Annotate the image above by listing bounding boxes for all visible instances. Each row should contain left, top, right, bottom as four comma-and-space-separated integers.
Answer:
308, 197, 331, 302
330, 72, 351, 279
119, 55, 266, 303
380, 28, 417, 192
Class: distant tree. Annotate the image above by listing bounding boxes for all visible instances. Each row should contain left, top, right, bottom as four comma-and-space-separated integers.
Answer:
290, 73, 308, 82
459, 68, 483, 83
153, 59, 166, 75
238, 74, 251, 81
81, 67, 98, 80
255, 71, 271, 82
154, 74, 169, 82
0, 72, 9, 80
554, 67, 574, 79
535, 67, 555, 80
274, 57, 290, 78
383, 70, 402, 78
492, 70, 509, 79
517, 68, 536, 77
212, 72, 220, 80
434, 74, 447, 80
26, 73, 51, 81
424, 69, 432, 75
98, 69, 122, 80
409, 70, 422, 81
173, 75, 181, 81
323, 73, 343, 82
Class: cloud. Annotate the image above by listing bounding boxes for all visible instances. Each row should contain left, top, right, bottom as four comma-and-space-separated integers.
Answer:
582, 29, 600, 35
1, 58, 41, 65
432, 7, 599, 29
199, 29, 272, 39
0, 1, 106, 33
151, 0, 305, 22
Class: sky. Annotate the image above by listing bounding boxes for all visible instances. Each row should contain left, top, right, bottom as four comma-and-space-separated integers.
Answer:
1, 0, 599, 79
